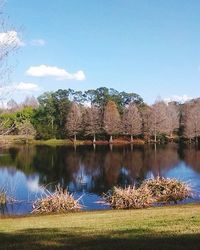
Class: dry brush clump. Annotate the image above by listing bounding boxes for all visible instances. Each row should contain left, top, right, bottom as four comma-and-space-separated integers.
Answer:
0, 190, 6, 205
0, 187, 16, 205
32, 186, 82, 214
141, 177, 191, 204
104, 177, 191, 209
103, 186, 154, 209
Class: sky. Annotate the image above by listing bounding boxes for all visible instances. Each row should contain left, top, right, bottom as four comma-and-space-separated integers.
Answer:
2, 0, 200, 104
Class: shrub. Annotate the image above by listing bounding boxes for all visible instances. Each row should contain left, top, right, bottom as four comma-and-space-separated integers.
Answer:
141, 177, 191, 204
32, 186, 82, 214
103, 186, 154, 209
0, 190, 6, 205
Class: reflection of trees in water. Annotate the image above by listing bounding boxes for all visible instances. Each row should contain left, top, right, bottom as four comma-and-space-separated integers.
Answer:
104, 150, 122, 186
15, 146, 36, 174
0, 146, 36, 175
183, 146, 200, 173
1, 144, 197, 195
144, 144, 180, 177
122, 147, 145, 184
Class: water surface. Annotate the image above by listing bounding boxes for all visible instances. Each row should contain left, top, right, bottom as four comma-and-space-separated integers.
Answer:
0, 144, 200, 215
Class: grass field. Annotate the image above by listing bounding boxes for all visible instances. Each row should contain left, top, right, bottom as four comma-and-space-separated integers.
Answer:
0, 203, 200, 250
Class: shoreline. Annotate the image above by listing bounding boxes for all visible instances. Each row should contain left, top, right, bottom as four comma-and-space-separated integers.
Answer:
0, 135, 146, 146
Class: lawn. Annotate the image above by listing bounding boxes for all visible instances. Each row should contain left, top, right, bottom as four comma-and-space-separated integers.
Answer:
0, 203, 200, 250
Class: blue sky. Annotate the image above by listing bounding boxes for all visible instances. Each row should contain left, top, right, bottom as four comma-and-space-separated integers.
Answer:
3, 0, 200, 103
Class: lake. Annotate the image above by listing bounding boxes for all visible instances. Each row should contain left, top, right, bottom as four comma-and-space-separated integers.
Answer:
0, 144, 200, 215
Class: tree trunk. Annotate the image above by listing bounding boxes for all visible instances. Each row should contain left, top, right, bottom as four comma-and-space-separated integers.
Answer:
74, 134, 77, 143
130, 134, 133, 142
154, 132, 157, 143
170, 132, 173, 142
93, 134, 96, 143
109, 135, 113, 143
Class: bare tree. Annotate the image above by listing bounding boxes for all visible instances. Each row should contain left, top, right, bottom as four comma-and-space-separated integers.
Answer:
0, 1, 20, 86
122, 103, 142, 141
66, 102, 82, 142
7, 98, 18, 111
184, 100, 200, 143
84, 105, 101, 143
103, 100, 121, 143
16, 119, 36, 143
22, 96, 39, 109
166, 102, 180, 139
141, 105, 152, 143
149, 101, 168, 143
0, 1, 20, 135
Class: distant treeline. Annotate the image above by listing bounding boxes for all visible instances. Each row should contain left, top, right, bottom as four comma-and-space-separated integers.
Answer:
0, 87, 199, 143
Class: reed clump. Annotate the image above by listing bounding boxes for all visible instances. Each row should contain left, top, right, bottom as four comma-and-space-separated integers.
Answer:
0, 187, 15, 205
32, 186, 82, 214
104, 177, 191, 209
0, 189, 6, 205
103, 186, 154, 209
141, 177, 191, 204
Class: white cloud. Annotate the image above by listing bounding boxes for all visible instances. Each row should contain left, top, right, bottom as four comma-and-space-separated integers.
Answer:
164, 95, 192, 104
0, 82, 40, 96
0, 30, 24, 46
30, 39, 46, 46
15, 82, 40, 91
26, 64, 86, 81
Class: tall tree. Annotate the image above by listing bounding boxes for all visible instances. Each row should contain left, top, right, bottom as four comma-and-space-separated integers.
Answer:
66, 102, 82, 142
52, 89, 71, 137
122, 103, 142, 141
141, 105, 152, 143
22, 96, 39, 109
149, 101, 168, 143
103, 100, 121, 143
0, 1, 20, 134
35, 92, 57, 139
7, 99, 18, 111
0, 1, 20, 85
16, 119, 36, 143
184, 100, 200, 143
166, 102, 180, 138
84, 105, 101, 142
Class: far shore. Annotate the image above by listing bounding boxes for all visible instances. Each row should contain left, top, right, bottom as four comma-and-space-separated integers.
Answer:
0, 135, 146, 146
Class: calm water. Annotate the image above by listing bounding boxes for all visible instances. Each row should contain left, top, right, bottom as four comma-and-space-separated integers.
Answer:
0, 144, 200, 215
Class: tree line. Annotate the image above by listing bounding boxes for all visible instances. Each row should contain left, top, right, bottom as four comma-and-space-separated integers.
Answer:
0, 87, 200, 143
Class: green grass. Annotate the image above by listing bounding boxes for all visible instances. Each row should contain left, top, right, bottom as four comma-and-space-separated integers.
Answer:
0, 203, 200, 250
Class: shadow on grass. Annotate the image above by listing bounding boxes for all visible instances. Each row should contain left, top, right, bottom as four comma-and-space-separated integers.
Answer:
0, 227, 200, 250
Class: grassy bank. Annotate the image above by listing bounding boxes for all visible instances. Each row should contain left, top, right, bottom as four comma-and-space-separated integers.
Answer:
0, 135, 145, 146
0, 203, 200, 250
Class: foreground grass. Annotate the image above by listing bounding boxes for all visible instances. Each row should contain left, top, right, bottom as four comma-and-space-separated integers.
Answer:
0, 204, 200, 250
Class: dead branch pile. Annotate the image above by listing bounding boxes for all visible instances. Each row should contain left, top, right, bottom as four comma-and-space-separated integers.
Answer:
141, 177, 191, 204
32, 186, 82, 214
103, 186, 154, 209
0, 187, 16, 205
0, 190, 6, 205
104, 177, 191, 209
